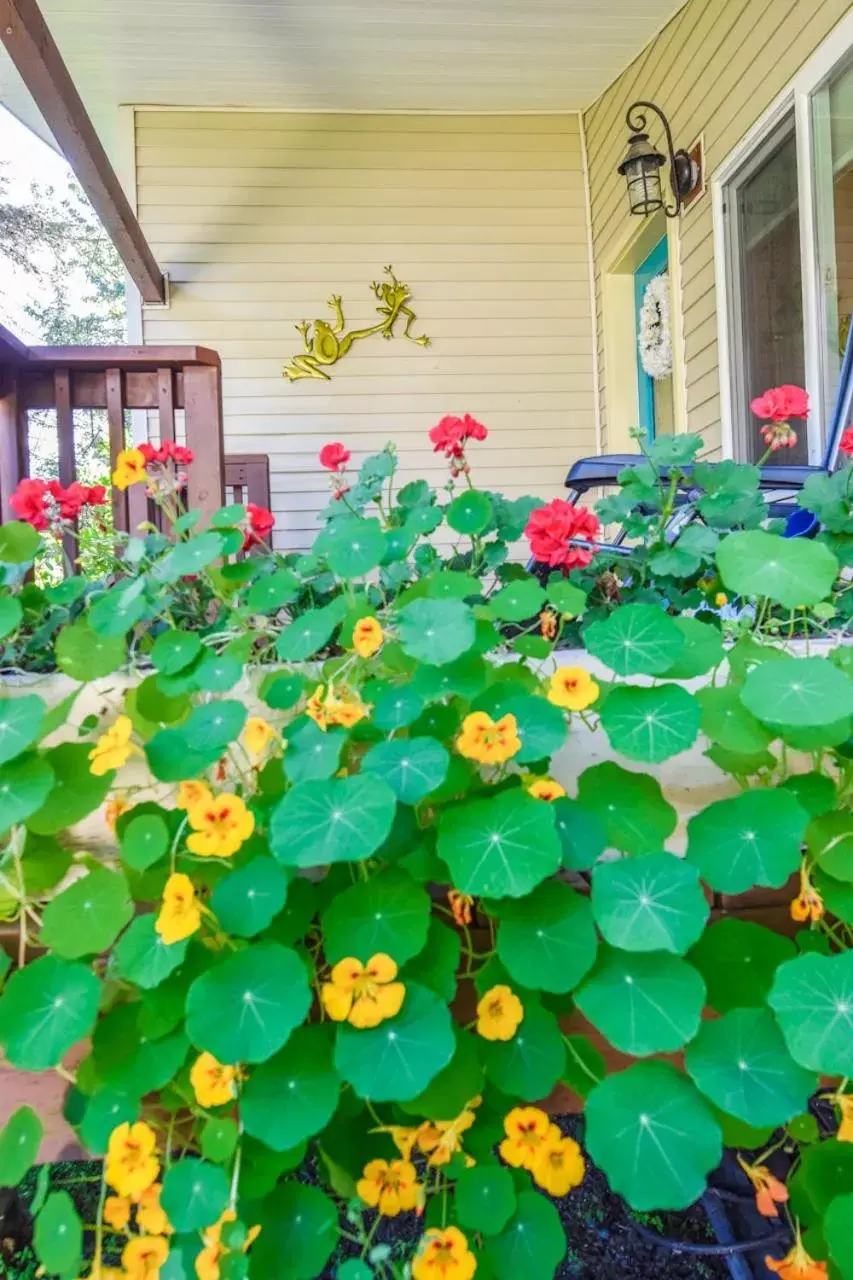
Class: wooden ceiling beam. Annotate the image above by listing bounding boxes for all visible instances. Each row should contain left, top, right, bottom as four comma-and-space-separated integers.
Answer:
0, 0, 167, 305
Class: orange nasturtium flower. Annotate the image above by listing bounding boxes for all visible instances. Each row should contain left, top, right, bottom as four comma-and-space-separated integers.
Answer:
356, 1158, 421, 1216
112, 448, 148, 491
321, 954, 405, 1028
448, 889, 474, 927
417, 1102, 480, 1169
476, 984, 524, 1041
136, 1184, 172, 1237
186, 792, 254, 858
737, 1157, 789, 1218
122, 1236, 169, 1280
836, 1093, 853, 1142
411, 1227, 477, 1280
547, 666, 599, 711
791, 861, 824, 924
353, 616, 384, 658
103, 1194, 131, 1231
540, 609, 558, 640
527, 777, 566, 802
499, 1106, 552, 1170
156, 873, 201, 945
105, 797, 131, 832
88, 716, 137, 776
105, 1122, 159, 1200
190, 1052, 240, 1108
242, 717, 277, 757
532, 1131, 585, 1197
765, 1234, 828, 1279
195, 1210, 261, 1280
456, 711, 521, 765
177, 780, 213, 811
306, 683, 370, 732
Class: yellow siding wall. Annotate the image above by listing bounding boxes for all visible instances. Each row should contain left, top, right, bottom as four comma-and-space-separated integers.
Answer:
136, 112, 594, 551
583, 0, 851, 456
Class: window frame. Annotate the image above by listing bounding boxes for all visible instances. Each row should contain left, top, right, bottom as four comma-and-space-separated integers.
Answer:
713, 10, 853, 465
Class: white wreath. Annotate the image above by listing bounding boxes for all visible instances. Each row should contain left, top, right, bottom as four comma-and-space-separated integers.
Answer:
638, 273, 673, 380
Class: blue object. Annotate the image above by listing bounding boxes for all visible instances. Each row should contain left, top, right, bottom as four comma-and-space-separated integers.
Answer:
783, 507, 819, 539
633, 237, 669, 442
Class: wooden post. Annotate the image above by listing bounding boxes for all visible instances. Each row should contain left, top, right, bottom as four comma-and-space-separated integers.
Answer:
54, 368, 76, 566
0, 373, 26, 522
157, 368, 176, 446
105, 367, 128, 533
183, 363, 225, 525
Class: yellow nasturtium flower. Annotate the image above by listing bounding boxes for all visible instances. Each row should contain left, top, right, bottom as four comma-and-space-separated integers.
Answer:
531, 1131, 585, 1197
190, 1052, 239, 1108
527, 777, 566, 801
412, 1227, 477, 1280
88, 716, 137, 776
306, 684, 370, 732
156, 873, 201, 945
186, 792, 254, 858
112, 448, 148, 491
499, 1106, 552, 1170
105, 1122, 159, 1200
242, 716, 277, 757
356, 1158, 420, 1216
195, 1210, 261, 1280
177, 780, 213, 811
837, 1095, 853, 1143
456, 711, 521, 765
353, 616, 384, 658
321, 954, 405, 1029
476, 985, 524, 1041
103, 1194, 131, 1231
136, 1184, 172, 1236
547, 666, 599, 711
122, 1236, 169, 1280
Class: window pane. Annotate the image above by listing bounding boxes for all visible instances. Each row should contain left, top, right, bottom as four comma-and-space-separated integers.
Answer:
733, 120, 807, 464
813, 55, 853, 426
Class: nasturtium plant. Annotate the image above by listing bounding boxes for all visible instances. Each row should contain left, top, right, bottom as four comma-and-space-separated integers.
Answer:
2, 412, 853, 1279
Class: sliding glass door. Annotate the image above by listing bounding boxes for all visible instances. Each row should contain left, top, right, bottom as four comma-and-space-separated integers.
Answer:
813, 55, 853, 424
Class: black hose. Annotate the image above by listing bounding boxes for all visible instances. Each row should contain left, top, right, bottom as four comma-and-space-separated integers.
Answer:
628, 1220, 789, 1259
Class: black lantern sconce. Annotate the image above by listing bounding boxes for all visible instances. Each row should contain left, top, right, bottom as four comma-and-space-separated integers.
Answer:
618, 101, 699, 218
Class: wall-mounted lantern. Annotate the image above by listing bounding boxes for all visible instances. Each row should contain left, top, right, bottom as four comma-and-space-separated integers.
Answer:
617, 101, 700, 218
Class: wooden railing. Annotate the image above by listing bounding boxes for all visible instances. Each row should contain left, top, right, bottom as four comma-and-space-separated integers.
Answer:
0, 325, 227, 531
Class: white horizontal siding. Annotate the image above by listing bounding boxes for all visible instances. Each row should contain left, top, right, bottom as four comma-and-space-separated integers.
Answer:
137, 111, 596, 551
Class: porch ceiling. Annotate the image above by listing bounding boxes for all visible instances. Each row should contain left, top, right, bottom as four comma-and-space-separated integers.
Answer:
1, 0, 686, 159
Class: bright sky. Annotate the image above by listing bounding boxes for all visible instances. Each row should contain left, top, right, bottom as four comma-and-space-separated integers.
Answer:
0, 105, 78, 339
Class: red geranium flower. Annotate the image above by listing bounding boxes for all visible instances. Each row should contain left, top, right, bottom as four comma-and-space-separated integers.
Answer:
840, 427, 853, 457
428, 414, 488, 459
170, 443, 194, 466
243, 502, 275, 550
319, 442, 351, 472
10, 478, 50, 530
525, 499, 601, 572
139, 440, 195, 466
751, 385, 810, 423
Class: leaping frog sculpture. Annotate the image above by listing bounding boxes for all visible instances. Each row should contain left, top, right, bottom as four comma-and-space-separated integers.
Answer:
283, 266, 430, 382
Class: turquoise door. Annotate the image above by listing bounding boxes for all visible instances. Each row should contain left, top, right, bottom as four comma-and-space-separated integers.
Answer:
634, 238, 669, 441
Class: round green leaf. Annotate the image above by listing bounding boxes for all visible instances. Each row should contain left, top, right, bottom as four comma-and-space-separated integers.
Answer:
0, 955, 100, 1070
261, 672, 305, 711
456, 1165, 516, 1236
0, 1106, 42, 1186
253, 1183, 339, 1280
186, 941, 311, 1065
402, 918, 461, 1002
490, 580, 546, 622
40, 868, 133, 958
194, 652, 243, 694
270, 775, 397, 869
482, 1001, 566, 1100
371, 686, 425, 731
599, 684, 700, 763
324, 517, 386, 578
584, 603, 685, 675
152, 630, 202, 675
210, 858, 288, 938
577, 762, 677, 856
686, 1008, 816, 1127
552, 797, 607, 871
585, 1062, 722, 1210
201, 1117, 239, 1164
155, 531, 225, 582
275, 601, 343, 662
437, 789, 561, 899
334, 983, 455, 1102
825, 1193, 853, 1279
246, 569, 300, 612
717, 529, 838, 608
421, 571, 480, 600
686, 788, 808, 893
547, 579, 588, 617
399, 1027, 485, 1121
576, 947, 705, 1056
322, 869, 430, 965
78, 1089, 139, 1154
592, 854, 709, 955
34, 1191, 82, 1276
0, 695, 44, 766
661, 618, 725, 679
0, 595, 23, 639
361, 737, 449, 804
687, 917, 795, 1014
497, 880, 597, 993
484, 1190, 566, 1279
768, 951, 853, 1075
27, 742, 113, 835
111, 915, 189, 989
0, 521, 40, 563
807, 811, 853, 881
815, 868, 853, 922
742, 656, 853, 729
56, 619, 126, 679
283, 717, 346, 783
446, 489, 492, 535
242, 1025, 340, 1151
161, 1158, 229, 1232
396, 598, 476, 667
120, 813, 171, 872
0, 756, 55, 834
696, 686, 772, 755
145, 700, 247, 781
